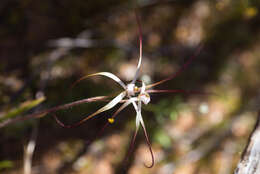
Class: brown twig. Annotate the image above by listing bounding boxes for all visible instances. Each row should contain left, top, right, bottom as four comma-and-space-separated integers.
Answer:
234, 112, 260, 174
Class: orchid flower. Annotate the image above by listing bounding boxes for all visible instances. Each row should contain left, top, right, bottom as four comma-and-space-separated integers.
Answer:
54, 11, 204, 168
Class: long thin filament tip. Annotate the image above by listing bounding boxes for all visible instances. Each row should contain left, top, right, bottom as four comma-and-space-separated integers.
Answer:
143, 125, 154, 168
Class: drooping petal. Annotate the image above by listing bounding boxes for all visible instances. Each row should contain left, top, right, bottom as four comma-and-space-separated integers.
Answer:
128, 100, 154, 167
140, 115, 154, 168
134, 100, 142, 131
71, 72, 126, 89
54, 91, 126, 128
131, 101, 140, 128
137, 100, 154, 168
131, 100, 139, 112
123, 100, 141, 165
138, 100, 142, 112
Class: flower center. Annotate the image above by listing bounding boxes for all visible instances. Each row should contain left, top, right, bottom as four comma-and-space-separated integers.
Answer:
126, 83, 136, 96
138, 92, 150, 105
126, 81, 150, 105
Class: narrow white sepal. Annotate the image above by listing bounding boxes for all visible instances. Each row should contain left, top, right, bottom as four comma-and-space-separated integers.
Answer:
97, 91, 126, 113
131, 55, 142, 84
88, 72, 126, 89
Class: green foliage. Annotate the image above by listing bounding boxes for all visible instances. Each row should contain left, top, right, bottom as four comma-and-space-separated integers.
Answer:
0, 97, 45, 123
0, 160, 13, 170
145, 96, 185, 123
154, 129, 172, 149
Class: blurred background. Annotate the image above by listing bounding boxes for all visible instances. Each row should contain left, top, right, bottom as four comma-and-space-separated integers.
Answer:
1, 0, 260, 173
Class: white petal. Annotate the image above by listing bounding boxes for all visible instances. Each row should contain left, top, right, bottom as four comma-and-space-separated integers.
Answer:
131, 101, 140, 128
55, 91, 127, 127
112, 97, 138, 117
80, 92, 126, 121
97, 92, 126, 113
73, 72, 126, 89
131, 100, 138, 112
138, 100, 142, 112
136, 111, 141, 129
131, 55, 142, 84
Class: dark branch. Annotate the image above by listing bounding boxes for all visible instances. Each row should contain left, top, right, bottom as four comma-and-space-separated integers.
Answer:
234, 112, 260, 174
